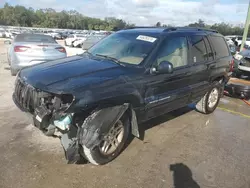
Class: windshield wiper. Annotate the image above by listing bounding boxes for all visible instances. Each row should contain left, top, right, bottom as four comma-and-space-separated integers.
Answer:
95, 54, 125, 66
83, 51, 93, 56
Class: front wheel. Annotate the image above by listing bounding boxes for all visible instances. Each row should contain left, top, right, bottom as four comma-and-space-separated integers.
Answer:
82, 113, 130, 165
196, 82, 222, 114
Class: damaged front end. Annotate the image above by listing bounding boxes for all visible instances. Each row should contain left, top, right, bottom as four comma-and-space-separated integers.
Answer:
13, 76, 80, 162
13, 76, 74, 133
13, 76, 138, 164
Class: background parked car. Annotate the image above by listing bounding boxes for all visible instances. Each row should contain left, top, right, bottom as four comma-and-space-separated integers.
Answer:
0, 28, 6, 38
6, 33, 67, 76
226, 35, 250, 47
81, 35, 105, 50
64, 34, 87, 47
226, 37, 236, 55
233, 49, 250, 79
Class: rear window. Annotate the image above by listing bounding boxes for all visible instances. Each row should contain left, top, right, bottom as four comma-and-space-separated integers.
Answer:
209, 36, 229, 58
14, 34, 56, 43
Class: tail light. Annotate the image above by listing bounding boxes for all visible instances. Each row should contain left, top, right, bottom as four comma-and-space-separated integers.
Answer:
56, 47, 66, 53
14, 46, 30, 52
229, 59, 234, 72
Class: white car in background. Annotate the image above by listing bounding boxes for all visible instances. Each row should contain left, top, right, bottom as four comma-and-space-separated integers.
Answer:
226, 35, 250, 47
5, 30, 20, 39
0, 29, 6, 37
65, 34, 87, 47
5, 30, 12, 38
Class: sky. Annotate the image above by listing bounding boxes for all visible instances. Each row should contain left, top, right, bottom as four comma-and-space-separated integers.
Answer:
1, 0, 250, 26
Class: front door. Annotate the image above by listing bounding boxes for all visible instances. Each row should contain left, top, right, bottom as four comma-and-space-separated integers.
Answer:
144, 35, 192, 120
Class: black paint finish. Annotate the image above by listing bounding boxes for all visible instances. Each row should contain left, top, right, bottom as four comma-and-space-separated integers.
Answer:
14, 27, 232, 123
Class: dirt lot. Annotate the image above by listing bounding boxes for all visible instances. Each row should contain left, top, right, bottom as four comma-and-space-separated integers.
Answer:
1, 39, 250, 188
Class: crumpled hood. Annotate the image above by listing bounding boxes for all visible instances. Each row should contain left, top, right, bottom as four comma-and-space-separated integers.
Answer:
19, 55, 126, 93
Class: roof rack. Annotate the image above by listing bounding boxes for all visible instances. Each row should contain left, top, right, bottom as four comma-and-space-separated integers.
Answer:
163, 27, 177, 32
124, 26, 218, 33
173, 27, 218, 33
125, 26, 160, 30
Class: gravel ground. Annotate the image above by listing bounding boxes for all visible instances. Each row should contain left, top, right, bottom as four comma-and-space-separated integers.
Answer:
1, 39, 250, 188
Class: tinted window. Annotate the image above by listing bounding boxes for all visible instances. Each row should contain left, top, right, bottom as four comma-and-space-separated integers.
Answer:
156, 37, 188, 68
204, 37, 214, 61
209, 36, 230, 58
190, 36, 207, 63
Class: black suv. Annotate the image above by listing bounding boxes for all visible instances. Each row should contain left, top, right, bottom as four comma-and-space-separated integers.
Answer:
13, 27, 232, 165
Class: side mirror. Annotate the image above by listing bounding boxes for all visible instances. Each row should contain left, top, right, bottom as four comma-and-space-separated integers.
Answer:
4, 40, 11, 45
150, 61, 174, 75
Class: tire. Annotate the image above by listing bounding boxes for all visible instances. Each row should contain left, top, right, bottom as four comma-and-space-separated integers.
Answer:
82, 113, 130, 165
196, 82, 222, 114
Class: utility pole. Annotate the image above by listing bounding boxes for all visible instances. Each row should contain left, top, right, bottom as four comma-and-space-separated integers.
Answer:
240, 0, 250, 51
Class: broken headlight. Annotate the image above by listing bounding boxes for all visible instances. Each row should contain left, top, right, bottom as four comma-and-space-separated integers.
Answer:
54, 94, 74, 112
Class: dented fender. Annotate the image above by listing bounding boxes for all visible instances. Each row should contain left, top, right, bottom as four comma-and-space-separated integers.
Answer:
78, 104, 129, 149
61, 103, 140, 163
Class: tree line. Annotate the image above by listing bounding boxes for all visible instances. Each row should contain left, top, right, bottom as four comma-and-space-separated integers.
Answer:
0, 3, 248, 36
0, 3, 135, 31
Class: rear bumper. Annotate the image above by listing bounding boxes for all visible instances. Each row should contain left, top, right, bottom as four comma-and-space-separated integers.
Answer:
11, 55, 66, 71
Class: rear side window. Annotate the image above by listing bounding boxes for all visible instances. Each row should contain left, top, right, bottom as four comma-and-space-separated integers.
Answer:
190, 35, 207, 63
209, 36, 230, 58
204, 37, 214, 61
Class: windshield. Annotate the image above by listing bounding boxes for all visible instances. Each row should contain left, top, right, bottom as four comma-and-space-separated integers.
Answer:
88, 32, 158, 65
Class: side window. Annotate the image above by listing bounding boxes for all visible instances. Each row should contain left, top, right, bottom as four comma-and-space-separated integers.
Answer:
190, 35, 207, 63
156, 37, 188, 68
204, 37, 214, 61
209, 36, 230, 59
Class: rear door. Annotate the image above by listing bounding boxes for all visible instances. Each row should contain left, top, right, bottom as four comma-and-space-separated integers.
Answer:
144, 35, 193, 119
188, 35, 214, 102
208, 35, 232, 80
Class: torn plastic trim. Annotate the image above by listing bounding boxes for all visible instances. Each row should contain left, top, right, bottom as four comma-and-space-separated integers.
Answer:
78, 103, 129, 150
60, 103, 140, 164
130, 108, 140, 138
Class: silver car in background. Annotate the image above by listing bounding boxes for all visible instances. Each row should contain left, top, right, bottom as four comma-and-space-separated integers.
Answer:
7, 33, 67, 76
81, 35, 105, 50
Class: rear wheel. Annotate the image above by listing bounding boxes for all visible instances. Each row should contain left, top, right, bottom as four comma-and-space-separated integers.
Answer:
82, 113, 130, 165
196, 82, 222, 114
